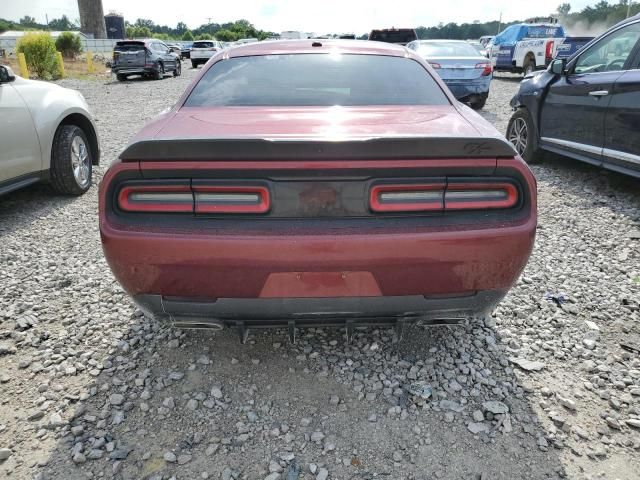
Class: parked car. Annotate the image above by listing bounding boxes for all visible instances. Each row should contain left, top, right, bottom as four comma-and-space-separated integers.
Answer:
112, 40, 181, 81
0, 65, 100, 196
167, 43, 182, 56
478, 35, 494, 47
407, 40, 493, 109
368, 28, 417, 45
507, 14, 640, 178
99, 40, 536, 342
190, 40, 223, 68
467, 40, 488, 57
179, 41, 193, 59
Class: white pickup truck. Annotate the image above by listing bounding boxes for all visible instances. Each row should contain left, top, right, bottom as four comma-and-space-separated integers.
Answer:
490, 21, 591, 75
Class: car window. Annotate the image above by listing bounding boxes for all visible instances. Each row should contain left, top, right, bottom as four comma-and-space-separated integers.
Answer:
414, 42, 480, 57
114, 43, 145, 52
185, 54, 450, 107
525, 26, 564, 39
193, 41, 214, 48
574, 22, 640, 74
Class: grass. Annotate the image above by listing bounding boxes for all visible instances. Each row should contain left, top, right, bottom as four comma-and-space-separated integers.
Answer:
2, 55, 108, 80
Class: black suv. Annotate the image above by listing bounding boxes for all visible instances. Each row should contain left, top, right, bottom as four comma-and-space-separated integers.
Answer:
507, 14, 640, 178
112, 40, 182, 81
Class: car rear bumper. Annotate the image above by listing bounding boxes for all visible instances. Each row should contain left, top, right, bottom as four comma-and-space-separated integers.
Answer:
134, 290, 508, 328
112, 66, 157, 75
443, 79, 491, 100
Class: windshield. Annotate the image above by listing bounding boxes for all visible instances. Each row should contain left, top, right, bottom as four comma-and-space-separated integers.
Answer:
185, 54, 449, 107
414, 42, 480, 57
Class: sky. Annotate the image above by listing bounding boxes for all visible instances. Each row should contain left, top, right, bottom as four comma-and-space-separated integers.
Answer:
4, 0, 595, 34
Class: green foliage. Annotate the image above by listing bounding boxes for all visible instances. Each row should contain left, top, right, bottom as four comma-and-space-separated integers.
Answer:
55, 31, 82, 58
16, 32, 60, 79
181, 30, 194, 41
153, 32, 171, 41
49, 15, 77, 31
126, 25, 152, 39
215, 29, 236, 42
195, 33, 213, 40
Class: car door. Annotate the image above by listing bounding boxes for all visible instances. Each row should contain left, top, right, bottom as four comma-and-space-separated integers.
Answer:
0, 72, 42, 184
158, 42, 175, 70
602, 22, 640, 175
539, 22, 640, 166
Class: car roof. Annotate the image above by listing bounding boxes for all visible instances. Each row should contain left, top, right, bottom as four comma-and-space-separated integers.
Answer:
225, 39, 408, 58
413, 39, 468, 43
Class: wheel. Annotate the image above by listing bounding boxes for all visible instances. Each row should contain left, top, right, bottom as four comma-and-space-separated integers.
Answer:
191, 61, 198, 69
154, 63, 164, 80
173, 61, 181, 77
49, 125, 92, 195
470, 95, 487, 110
506, 108, 543, 164
523, 56, 536, 76
116, 73, 127, 82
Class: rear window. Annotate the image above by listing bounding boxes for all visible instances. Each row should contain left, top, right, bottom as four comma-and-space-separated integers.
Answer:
115, 43, 145, 52
193, 41, 215, 48
184, 54, 449, 107
413, 42, 481, 57
526, 26, 564, 38
369, 29, 417, 44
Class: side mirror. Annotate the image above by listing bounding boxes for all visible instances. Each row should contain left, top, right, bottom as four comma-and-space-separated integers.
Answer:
550, 58, 566, 76
0, 65, 16, 83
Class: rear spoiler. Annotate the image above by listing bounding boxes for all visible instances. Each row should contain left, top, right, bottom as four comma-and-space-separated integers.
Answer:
120, 136, 517, 161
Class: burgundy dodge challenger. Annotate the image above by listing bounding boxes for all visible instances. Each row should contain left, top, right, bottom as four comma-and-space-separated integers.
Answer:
99, 40, 537, 343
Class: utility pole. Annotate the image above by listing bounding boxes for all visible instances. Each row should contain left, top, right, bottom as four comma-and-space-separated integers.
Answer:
206, 17, 213, 36
627, 1, 633, 18
496, 12, 502, 35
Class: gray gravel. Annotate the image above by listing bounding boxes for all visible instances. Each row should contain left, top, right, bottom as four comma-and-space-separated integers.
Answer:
0, 65, 639, 480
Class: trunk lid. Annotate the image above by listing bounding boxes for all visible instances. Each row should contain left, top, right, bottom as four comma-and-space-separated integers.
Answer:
121, 105, 515, 161
428, 57, 488, 80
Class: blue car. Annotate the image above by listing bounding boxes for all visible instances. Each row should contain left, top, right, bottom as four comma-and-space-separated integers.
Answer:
507, 13, 640, 178
407, 40, 493, 109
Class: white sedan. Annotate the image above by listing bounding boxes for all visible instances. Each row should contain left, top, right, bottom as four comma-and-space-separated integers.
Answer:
0, 65, 100, 196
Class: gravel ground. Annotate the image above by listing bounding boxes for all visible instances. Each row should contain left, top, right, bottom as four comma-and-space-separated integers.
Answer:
0, 65, 639, 480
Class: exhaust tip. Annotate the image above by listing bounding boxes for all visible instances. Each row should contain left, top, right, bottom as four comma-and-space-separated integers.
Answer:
171, 317, 225, 330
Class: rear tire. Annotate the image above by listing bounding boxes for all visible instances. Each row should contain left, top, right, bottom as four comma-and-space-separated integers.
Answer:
506, 108, 543, 164
154, 63, 164, 80
50, 125, 93, 195
116, 73, 127, 82
470, 95, 487, 110
173, 61, 181, 77
191, 60, 198, 69
523, 56, 536, 76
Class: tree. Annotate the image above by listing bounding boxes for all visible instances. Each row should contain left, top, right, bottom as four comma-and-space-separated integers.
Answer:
557, 3, 572, 15
215, 29, 236, 42
195, 33, 212, 40
176, 22, 188, 34
126, 25, 152, 39
49, 15, 77, 31
55, 31, 82, 58
181, 30, 194, 41
19, 16, 38, 27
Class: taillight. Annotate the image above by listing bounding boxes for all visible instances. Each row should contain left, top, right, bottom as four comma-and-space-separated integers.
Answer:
444, 182, 518, 210
476, 62, 492, 76
545, 41, 554, 60
118, 184, 193, 213
429, 62, 442, 69
369, 181, 518, 213
193, 185, 270, 214
116, 183, 270, 214
370, 183, 444, 212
